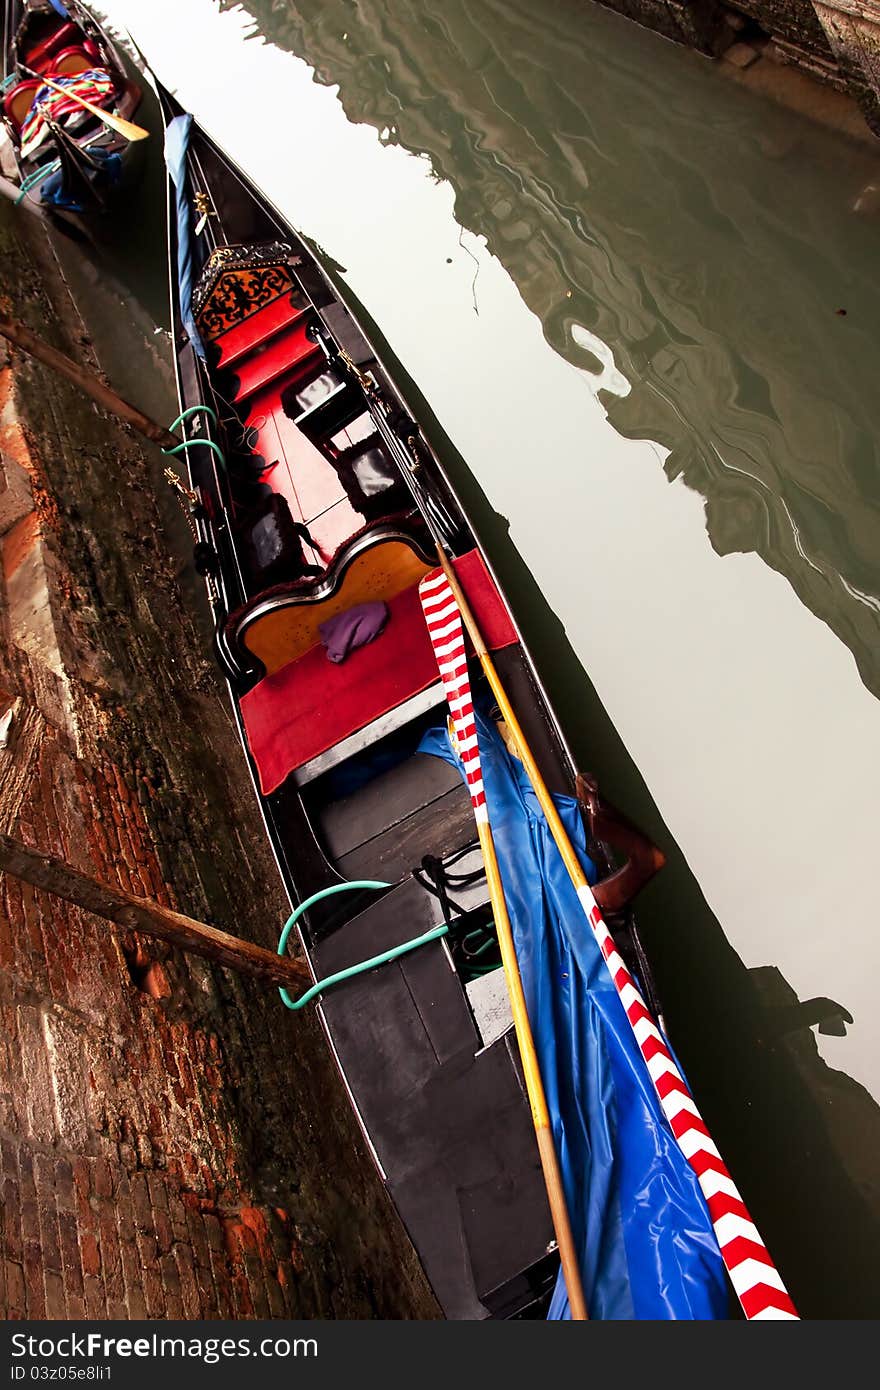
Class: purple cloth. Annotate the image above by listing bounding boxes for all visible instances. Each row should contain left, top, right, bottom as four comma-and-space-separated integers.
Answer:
319, 601, 389, 664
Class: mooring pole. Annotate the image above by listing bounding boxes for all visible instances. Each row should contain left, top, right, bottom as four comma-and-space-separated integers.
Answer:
0, 833, 310, 990
0, 314, 181, 450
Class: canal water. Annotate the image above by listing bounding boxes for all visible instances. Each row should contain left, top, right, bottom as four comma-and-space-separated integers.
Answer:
91, 0, 880, 1316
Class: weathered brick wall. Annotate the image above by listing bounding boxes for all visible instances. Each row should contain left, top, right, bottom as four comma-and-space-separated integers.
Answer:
583, 1, 723, 51
812, 2, 880, 131
0, 209, 437, 1320
0, 724, 303, 1321
588, 0, 880, 133
728, 0, 836, 59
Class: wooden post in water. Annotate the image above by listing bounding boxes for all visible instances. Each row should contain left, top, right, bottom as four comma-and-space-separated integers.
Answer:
0, 833, 310, 991
0, 175, 49, 218
0, 314, 181, 450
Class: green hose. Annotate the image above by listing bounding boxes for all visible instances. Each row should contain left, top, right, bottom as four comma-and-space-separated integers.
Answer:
162, 405, 227, 473
15, 159, 59, 205
167, 405, 219, 433
276, 879, 449, 1010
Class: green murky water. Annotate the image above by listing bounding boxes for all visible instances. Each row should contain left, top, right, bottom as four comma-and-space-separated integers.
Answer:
95, 0, 880, 1315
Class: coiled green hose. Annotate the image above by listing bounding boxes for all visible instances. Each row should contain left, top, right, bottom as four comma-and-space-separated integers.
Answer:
276, 879, 449, 1010
162, 405, 227, 472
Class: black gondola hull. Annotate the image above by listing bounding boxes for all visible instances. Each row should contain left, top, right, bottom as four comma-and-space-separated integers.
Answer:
154, 82, 604, 1319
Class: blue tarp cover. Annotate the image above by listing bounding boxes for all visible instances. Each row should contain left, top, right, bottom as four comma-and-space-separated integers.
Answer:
163, 113, 205, 360
40, 148, 121, 212
419, 711, 728, 1319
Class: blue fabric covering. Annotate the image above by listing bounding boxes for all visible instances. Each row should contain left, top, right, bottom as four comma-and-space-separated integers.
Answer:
39, 149, 121, 211
39, 170, 82, 212
163, 114, 205, 359
419, 711, 728, 1320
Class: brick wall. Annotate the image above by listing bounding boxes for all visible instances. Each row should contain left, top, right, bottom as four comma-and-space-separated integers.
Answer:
812, 2, 880, 133
0, 728, 305, 1321
728, 0, 836, 60
0, 209, 437, 1320
586, 0, 880, 133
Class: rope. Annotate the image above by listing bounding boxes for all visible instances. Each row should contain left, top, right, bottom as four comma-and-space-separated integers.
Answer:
14, 159, 60, 205
414, 849, 500, 980
276, 879, 449, 1010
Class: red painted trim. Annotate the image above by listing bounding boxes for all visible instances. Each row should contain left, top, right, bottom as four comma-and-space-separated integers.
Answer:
214, 295, 307, 371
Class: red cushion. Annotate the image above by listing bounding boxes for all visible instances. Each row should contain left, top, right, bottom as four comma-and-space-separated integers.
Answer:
49, 47, 92, 77
3, 80, 39, 130
431, 549, 519, 653
24, 21, 80, 71
231, 319, 319, 402
214, 295, 305, 371
240, 549, 516, 794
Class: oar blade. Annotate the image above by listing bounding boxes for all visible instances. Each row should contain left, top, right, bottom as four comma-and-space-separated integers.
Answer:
22, 67, 150, 144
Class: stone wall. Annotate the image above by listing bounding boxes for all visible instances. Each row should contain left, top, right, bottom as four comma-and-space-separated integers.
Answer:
812, 2, 880, 129
0, 208, 437, 1320
589, 0, 880, 133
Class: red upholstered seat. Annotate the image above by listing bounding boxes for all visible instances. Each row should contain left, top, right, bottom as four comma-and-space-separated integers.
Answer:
239, 549, 517, 794
49, 48, 92, 78
213, 294, 306, 371
241, 583, 436, 795
24, 21, 80, 72
3, 80, 40, 132
230, 318, 319, 402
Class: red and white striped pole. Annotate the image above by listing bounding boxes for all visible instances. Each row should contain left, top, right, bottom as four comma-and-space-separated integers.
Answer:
422, 551, 798, 1321
419, 569, 590, 1320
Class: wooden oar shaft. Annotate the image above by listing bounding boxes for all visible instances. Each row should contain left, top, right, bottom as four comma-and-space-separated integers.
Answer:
435, 549, 803, 1321
0, 314, 181, 450
0, 833, 311, 990
21, 67, 150, 142
437, 547, 589, 894
477, 819, 549, 1129
476, 817, 589, 1320
424, 552, 589, 1316
0, 172, 48, 217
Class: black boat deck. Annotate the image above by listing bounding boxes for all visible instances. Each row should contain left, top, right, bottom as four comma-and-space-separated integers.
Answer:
314, 878, 553, 1320
318, 752, 474, 882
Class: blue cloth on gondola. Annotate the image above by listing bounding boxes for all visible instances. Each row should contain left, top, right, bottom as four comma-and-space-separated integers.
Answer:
163, 114, 205, 360
38, 166, 81, 212
419, 711, 728, 1320
39, 148, 121, 211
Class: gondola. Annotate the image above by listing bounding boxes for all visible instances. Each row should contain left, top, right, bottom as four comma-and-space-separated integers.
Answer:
0, 1, 142, 227
155, 86, 673, 1320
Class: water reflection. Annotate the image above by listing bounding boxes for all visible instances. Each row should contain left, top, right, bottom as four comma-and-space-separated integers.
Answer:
100, 0, 880, 1315
226, 0, 880, 698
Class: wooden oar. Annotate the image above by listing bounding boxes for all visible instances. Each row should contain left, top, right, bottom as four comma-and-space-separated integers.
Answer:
21, 66, 149, 143
418, 567, 589, 1321
0, 171, 48, 217
0, 313, 181, 450
435, 543, 598, 922
433, 544, 799, 1321
477, 800, 589, 1320
0, 833, 311, 991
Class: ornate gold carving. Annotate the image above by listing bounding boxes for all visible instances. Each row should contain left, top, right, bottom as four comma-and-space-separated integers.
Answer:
193, 241, 298, 342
